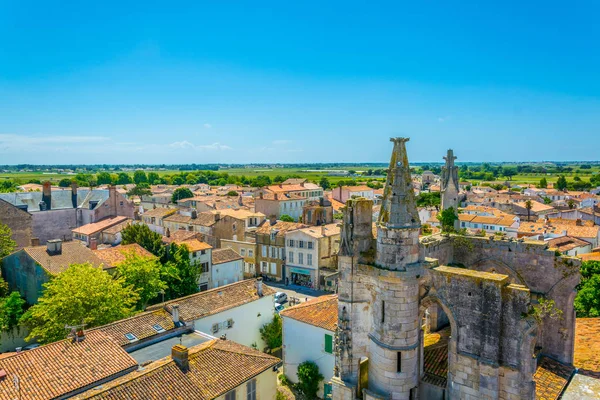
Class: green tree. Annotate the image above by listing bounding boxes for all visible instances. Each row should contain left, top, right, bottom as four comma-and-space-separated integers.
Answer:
172, 187, 194, 203
117, 172, 133, 185
259, 314, 282, 351
319, 177, 331, 190
121, 223, 165, 257
172, 175, 185, 185
538, 177, 548, 189
543, 197, 552, 205
58, 178, 72, 188
437, 207, 458, 233
556, 175, 568, 191
0, 223, 16, 258
20, 263, 138, 344
575, 261, 600, 317
279, 214, 295, 222
273, 175, 285, 183
416, 192, 441, 207
127, 183, 152, 197
162, 244, 200, 300
96, 172, 112, 185
147, 172, 160, 184
133, 170, 148, 184
297, 361, 324, 399
501, 166, 517, 180
0, 292, 26, 332
115, 252, 167, 309
226, 190, 239, 196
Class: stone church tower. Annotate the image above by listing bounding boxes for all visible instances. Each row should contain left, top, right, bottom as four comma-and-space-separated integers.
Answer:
440, 149, 459, 212
333, 138, 428, 400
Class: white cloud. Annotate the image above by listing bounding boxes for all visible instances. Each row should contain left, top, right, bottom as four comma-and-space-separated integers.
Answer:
169, 140, 231, 151
203, 123, 212, 129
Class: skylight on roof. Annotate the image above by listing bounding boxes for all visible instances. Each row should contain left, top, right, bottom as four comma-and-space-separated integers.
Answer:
152, 324, 165, 333
124, 333, 138, 342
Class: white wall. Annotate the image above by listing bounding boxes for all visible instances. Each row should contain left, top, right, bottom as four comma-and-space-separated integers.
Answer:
211, 259, 243, 288
282, 317, 335, 398
193, 295, 275, 350
215, 368, 278, 400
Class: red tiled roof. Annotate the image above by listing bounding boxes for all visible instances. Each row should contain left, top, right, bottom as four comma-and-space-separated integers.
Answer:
0, 331, 137, 400
533, 356, 574, 400
574, 318, 600, 378
280, 295, 338, 331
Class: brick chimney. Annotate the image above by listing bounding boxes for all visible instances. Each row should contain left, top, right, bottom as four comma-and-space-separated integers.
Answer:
269, 215, 277, 225
171, 344, 189, 371
191, 210, 197, 219
259, 192, 263, 199
71, 182, 78, 208
214, 211, 221, 222
30, 237, 40, 246
42, 181, 52, 210
576, 218, 583, 226
89, 237, 98, 250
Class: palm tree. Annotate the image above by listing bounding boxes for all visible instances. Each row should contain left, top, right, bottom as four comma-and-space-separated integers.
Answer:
525, 200, 533, 222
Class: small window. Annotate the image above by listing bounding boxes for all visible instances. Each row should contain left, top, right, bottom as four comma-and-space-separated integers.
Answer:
288, 252, 294, 263
307, 241, 313, 249
212, 323, 219, 334
299, 240, 305, 248
241, 248, 246, 256
397, 352, 402, 373
288, 239, 294, 247
152, 324, 165, 333
247, 379, 256, 400
200, 250, 206, 255
227, 319, 234, 329
226, 390, 236, 400
125, 333, 138, 342
248, 250, 253, 257
120, 201, 124, 206
298, 253, 304, 264
324, 334, 333, 354
307, 254, 313, 266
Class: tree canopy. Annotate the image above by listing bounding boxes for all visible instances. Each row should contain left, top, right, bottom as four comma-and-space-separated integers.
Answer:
0, 222, 16, 258
21, 263, 138, 344
279, 214, 295, 222
127, 183, 152, 198
161, 244, 200, 301
437, 207, 458, 233
575, 260, 600, 317
172, 187, 194, 203
121, 223, 165, 257
259, 313, 282, 351
115, 251, 168, 309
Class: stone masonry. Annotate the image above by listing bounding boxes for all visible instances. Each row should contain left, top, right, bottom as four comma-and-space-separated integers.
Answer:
331, 138, 580, 400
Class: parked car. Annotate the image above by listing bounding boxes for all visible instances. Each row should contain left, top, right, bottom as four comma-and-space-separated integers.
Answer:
274, 292, 288, 304
275, 304, 285, 314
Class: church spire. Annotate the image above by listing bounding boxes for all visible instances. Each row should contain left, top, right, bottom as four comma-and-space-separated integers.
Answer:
441, 148, 460, 211
378, 137, 420, 229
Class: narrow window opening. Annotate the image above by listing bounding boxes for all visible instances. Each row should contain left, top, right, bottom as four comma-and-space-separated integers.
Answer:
382, 301, 385, 323
397, 352, 402, 373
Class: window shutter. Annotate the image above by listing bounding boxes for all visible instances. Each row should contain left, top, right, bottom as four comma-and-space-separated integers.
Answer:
324, 334, 333, 354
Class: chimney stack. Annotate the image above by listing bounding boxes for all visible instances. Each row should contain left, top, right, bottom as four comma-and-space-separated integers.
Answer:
42, 181, 52, 210
191, 210, 197, 219
274, 193, 279, 200
71, 182, 78, 208
46, 239, 63, 255
171, 304, 180, 325
259, 192, 263, 199
256, 277, 263, 297
269, 215, 277, 225
89, 237, 98, 250
214, 211, 221, 222
30, 237, 40, 247
171, 344, 189, 371
576, 218, 583, 226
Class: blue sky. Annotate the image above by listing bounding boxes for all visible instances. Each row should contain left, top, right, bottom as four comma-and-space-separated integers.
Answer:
1, 1, 599, 164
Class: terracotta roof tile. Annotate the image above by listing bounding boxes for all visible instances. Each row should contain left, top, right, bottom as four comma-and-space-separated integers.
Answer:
0, 331, 137, 400
89, 309, 176, 347
574, 318, 600, 378
534, 356, 574, 400
255, 220, 308, 236
75, 339, 279, 400
178, 239, 213, 252
142, 207, 177, 218
72, 216, 130, 236
23, 241, 106, 275
212, 248, 243, 265
547, 236, 590, 253
93, 244, 156, 268
280, 295, 338, 331
148, 279, 276, 322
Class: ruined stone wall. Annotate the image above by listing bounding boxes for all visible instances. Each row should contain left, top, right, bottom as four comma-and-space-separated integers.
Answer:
421, 235, 454, 266
450, 236, 580, 364
0, 199, 33, 249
